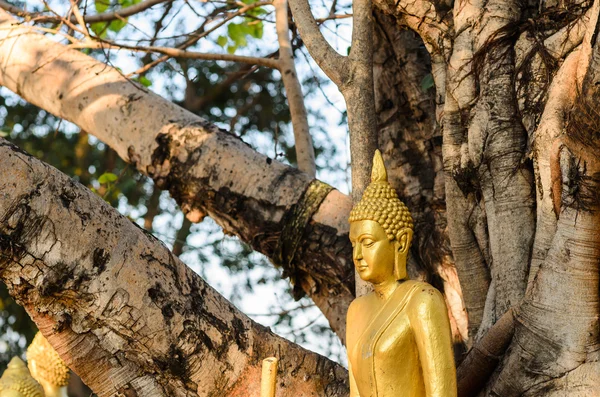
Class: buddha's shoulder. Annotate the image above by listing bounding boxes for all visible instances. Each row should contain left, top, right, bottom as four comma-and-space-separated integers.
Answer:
347, 293, 372, 317
406, 281, 445, 309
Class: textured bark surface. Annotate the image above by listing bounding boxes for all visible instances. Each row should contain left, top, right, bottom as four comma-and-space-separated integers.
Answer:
0, 10, 353, 339
372, 12, 468, 343
0, 139, 349, 397
372, 0, 600, 393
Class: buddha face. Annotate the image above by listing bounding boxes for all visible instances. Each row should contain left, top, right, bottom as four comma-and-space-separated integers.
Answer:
350, 220, 394, 284
349, 220, 412, 284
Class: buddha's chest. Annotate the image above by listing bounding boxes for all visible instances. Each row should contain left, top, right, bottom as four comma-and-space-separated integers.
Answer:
349, 314, 424, 397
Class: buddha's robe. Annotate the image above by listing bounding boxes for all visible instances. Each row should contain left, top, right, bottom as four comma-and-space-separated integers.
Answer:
347, 281, 456, 397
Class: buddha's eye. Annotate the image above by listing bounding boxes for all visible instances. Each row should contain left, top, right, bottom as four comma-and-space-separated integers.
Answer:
362, 239, 374, 247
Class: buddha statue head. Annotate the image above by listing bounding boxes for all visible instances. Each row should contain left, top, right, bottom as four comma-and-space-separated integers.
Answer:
348, 150, 414, 284
26, 333, 70, 397
0, 357, 44, 397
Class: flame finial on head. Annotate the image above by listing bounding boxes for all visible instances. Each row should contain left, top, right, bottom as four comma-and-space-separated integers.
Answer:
349, 150, 413, 241
371, 149, 388, 183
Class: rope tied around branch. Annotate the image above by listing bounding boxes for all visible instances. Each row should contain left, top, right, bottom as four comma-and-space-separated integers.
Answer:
273, 179, 334, 297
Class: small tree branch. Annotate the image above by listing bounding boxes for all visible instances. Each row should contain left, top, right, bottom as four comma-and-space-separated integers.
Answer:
71, 40, 281, 69
289, 0, 349, 87
172, 217, 193, 257
275, 0, 316, 177
68, 0, 90, 37
127, 1, 274, 77
315, 13, 352, 23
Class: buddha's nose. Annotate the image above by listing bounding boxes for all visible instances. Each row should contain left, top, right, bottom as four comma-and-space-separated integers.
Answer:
353, 244, 363, 260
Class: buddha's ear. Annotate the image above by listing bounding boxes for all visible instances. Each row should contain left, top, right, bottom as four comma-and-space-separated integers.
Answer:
396, 228, 413, 255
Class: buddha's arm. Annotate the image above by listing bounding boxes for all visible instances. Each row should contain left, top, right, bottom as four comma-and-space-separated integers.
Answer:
346, 300, 361, 397
348, 361, 360, 397
409, 287, 457, 397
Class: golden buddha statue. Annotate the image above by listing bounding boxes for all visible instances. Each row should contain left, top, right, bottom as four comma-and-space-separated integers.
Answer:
0, 357, 44, 397
346, 150, 456, 397
26, 333, 70, 397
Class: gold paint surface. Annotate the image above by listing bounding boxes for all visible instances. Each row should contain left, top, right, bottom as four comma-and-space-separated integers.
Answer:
26, 332, 69, 397
260, 357, 278, 397
346, 151, 456, 397
0, 357, 44, 397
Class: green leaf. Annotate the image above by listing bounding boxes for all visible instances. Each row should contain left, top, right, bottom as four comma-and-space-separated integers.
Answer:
247, 7, 267, 17
227, 23, 245, 46
247, 21, 263, 39
90, 21, 109, 38
109, 18, 127, 32
227, 45, 238, 54
138, 75, 152, 87
95, 0, 109, 13
420, 73, 434, 91
217, 35, 228, 48
98, 172, 118, 184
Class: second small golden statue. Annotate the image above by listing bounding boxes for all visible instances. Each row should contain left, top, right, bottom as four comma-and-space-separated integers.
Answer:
346, 150, 456, 397
26, 333, 70, 397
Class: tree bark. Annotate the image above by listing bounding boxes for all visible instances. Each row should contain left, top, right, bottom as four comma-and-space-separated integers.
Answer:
372, 12, 468, 343
373, 0, 600, 392
0, 139, 349, 397
0, 10, 353, 339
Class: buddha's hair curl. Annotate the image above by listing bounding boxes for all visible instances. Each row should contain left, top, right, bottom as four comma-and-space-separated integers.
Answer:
348, 150, 413, 241
27, 333, 70, 388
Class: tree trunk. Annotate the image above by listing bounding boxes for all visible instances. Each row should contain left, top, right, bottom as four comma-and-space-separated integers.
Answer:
372, 12, 468, 344
0, 139, 349, 397
372, 0, 600, 392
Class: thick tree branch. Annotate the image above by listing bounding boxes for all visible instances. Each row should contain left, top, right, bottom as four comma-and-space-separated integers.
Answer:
372, 14, 468, 344
0, 139, 349, 397
0, 9, 354, 340
288, 0, 349, 87
457, 309, 515, 397
274, 0, 316, 177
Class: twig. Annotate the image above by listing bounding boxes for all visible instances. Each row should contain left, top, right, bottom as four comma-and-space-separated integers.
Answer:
128, 1, 272, 76
71, 40, 281, 69
0, 0, 173, 24
69, 0, 90, 37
